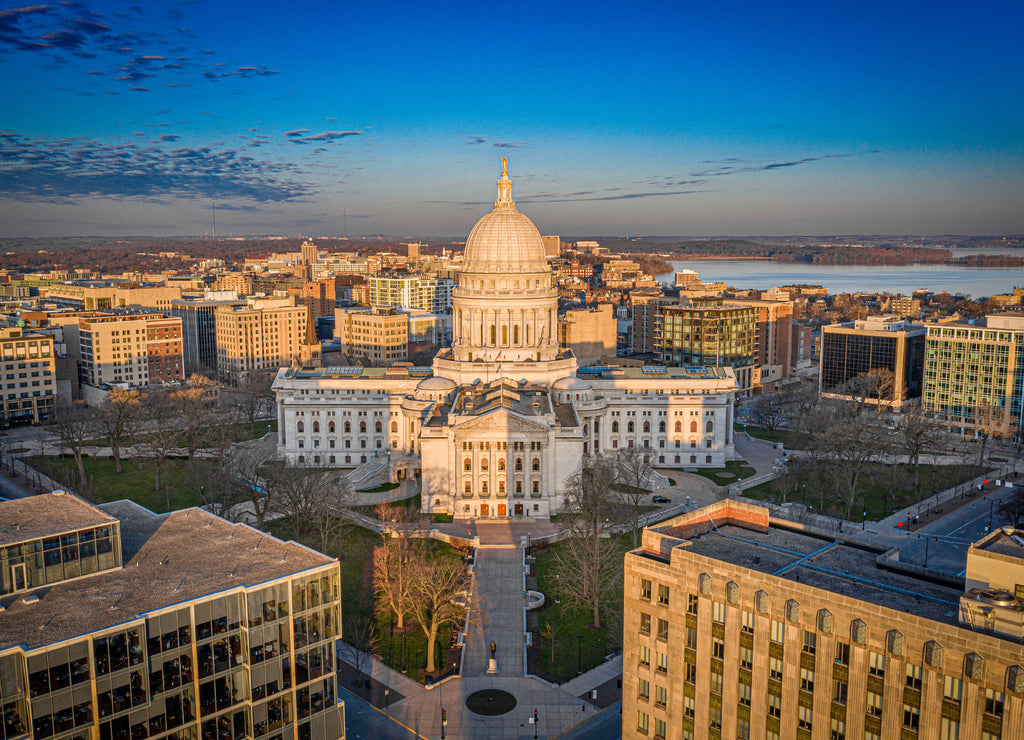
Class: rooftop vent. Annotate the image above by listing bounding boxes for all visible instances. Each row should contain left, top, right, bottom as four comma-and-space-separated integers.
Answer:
22, 594, 39, 605
978, 589, 1016, 607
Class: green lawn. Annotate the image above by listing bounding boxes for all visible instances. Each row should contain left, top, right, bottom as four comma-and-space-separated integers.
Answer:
677, 460, 757, 487
25, 455, 196, 512
742, 462, 982, 520
734, 424, 805, 448
530, 536, 631, 683
84, 419, 278, 448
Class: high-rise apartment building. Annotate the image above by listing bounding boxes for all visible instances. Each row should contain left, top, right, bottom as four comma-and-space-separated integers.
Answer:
622, 500, 1023, 740
78, 314, 184, 388
819, 315, 927, 410
656, 298, 758, 394
366, 274, 455, 313
334, 306, 409, 365
169, 294, 247, 375
214, 297, 319, 379
630, 292, 673, 354
287, 281, 336, 319
0, 491, 345, 740
922, 313, 1024, 440
0, 327, 56, 425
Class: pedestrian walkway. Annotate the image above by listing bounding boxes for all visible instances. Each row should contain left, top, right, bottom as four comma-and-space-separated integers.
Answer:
463, 547, 524, 677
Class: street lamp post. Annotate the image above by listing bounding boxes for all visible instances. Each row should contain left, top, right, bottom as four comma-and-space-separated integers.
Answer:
862, 509, 867, 530
555, 574, 560, 604
577, 634, 583, 675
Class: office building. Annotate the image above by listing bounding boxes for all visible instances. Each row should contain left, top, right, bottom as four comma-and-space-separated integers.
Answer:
558, 304, 617, 364
622, 500, 1023, 740
656, 298, 758, 395
0, 327, 56, 425
169, 294, 246, 375
0, 491, 345, 739
922, 313, 1024, 440
334, 306, 410, 365
366, 274, 455, 314
215, 297, 319, 380
78, 314, 184, 388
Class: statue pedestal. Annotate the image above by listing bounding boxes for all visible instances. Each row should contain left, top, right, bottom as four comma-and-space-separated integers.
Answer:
486, 658, 500, 674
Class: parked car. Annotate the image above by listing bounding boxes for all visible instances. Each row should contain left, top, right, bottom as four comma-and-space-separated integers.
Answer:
652, 495, 671, 504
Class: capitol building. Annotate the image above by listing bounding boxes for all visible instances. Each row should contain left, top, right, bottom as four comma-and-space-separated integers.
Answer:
272, 162, 739, 520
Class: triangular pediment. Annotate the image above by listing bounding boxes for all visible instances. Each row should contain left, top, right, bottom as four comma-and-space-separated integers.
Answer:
453, 408, 551, 433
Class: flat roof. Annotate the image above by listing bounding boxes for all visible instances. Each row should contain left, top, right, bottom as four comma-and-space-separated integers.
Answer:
0, 502, 334, 651
975, 527, 1024, 560
676, 523, 964, 625
283, 365, 433, 380
0, 492, 118, 547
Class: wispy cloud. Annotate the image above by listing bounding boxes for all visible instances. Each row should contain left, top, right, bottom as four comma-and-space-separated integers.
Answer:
690, 150, 882, 178
493, 140, 529, 149
465, 135, 486, 145
0, 130, 316, 202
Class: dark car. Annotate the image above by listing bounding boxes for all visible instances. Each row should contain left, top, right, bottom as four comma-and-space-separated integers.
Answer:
652, 495, 671, 504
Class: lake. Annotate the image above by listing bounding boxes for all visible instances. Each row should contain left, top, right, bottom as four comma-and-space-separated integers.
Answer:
656, 257, 1023, 297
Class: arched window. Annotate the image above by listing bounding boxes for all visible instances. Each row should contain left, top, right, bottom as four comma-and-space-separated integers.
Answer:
297, 421, 304, 433
690, 420, 698, 434
515, 458, 523, 472
674, 421, 682, 433
490, 325, 496, 344
612, 421, 619, 433
391, 421, 398, 433
360, 421, 366, 434
498, 480, 505, 495
498, 458, 506, 471
329, 421, 335, 433
313, 421, 320, 433
464, 480, 471, 494
502, 325, 508, 345
481, 458, 489, 471
481, 481, 489, 494
375, 421, 382, 434
464, 457, 472, 471
627, 421, 635, 434
659, 420, 666, 433
705, 420, 714, 434
643, 421, 650, 433
532, 458, 540, 472
344, 421, 351, 433
513, 325, 519, 344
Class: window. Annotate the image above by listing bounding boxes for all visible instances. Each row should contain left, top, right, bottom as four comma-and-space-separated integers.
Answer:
940, 718, 959, 740
906, 663, 922, 690
657, 584, 669, 606
868, 651, 886, 677
532, 458, 540, 471
637, 710, 649, 734
638, 678, 649, 700
656, 618, 668, 641
834, 641, 850, 665
655, 652, 668, 674
769, 657, 783, 681
943, 676, 962, 702
798, 705, 813, 730
800, 667, 815, 692
640, 579, 651, 601
712, 638, 724, 659
737, 718, 750, 740
639, 613, 651, 635
738, 682, 751, 706
833, 679, 848, 704
740, 645, 753, 669
654, 718, 666, 739
654, 685, 666, 708
685, 627, 697, 649
802, 630, 816, 654
770, 620, 785, 644
684, 695, 695, 718
687, 594, 698, 615
709, 705, 722, 730
866, 690, 883, 717
830, 717, 846, 740
904, 704, 920, 730
638, 645, 650, 667
713, 601, 725, 623
684, 662, 696, 683
768, 693, 781, 718
741, 610, 754, 633
984, 688, 1004, 717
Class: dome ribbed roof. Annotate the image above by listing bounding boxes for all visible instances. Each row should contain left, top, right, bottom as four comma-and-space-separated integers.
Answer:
462, 160, 548, 274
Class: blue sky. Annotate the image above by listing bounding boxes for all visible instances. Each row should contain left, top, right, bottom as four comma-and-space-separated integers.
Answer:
1, 0, 1022, 237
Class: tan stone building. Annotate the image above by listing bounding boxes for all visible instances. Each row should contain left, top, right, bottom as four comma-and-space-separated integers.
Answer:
558, 303, 617, 364
78, 314, 183, 388
0, 327, 56, 424
334, 306, 409, 365
214, 297, 319, 379
43, 284, 182, 312
622, 500, 1023, 740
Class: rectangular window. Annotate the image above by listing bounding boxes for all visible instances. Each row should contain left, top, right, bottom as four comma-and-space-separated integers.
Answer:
640, 579, 652, 601
769, 657, 783, 681
657, 584, 669, 606
741, 610, 754, 634
906, 664, 922, 690
685, 627, 697, 650
684, 662, 696, 684
833, 679, 848, 704
834, 641, 850, 665
798, 705, 813, 730
904, 704, 920, 730
687, 594, 698, 614
656, 618, 669, 642
868, 652, 886, 678
740, 645, 753, 669
830, 718, 846, 740
713, 601, 726, 623
984, 688, 1004, 717
940, 718, 959, 740
800, 667, 815, 692
712, 638, 725, 659
944, 676, 962, 702
638, 678, 650, 700
738, 682, 751, 706
654, 718, 666, 739
770, 620, 785, 644
802, 630, 816, 654
684, 695, 695, 718
655, 684, 667, 708
866, 690, 883, 717
768, 693, 781, 718
639, 613, 651, 635
637, 710, 649, 733
638, 645, 650, 667
656, 652, 668, 674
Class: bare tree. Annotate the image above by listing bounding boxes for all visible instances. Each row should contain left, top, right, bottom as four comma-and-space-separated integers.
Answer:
999, 486, 1024, 527
95, 387, 142, 474
895, 406, 941, 496
553, 456, 622, 629
229, 445, 276, 529
47, 401, 96, 496
372, 502, 422, 631
187, 457, 244, 521
750, 394, 787, 439
231, 373, 274, 431
971, 403, 1013, 471
136, 391, 179, 502
614, 447, 652, 548
407, 547, 470, 675
171, 375, 219, 462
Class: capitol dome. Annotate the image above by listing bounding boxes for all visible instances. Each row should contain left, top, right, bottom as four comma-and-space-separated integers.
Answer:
462, 159, 548, 274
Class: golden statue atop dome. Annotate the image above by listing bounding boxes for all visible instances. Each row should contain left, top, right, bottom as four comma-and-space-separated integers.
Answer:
501, 156, 508, 176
